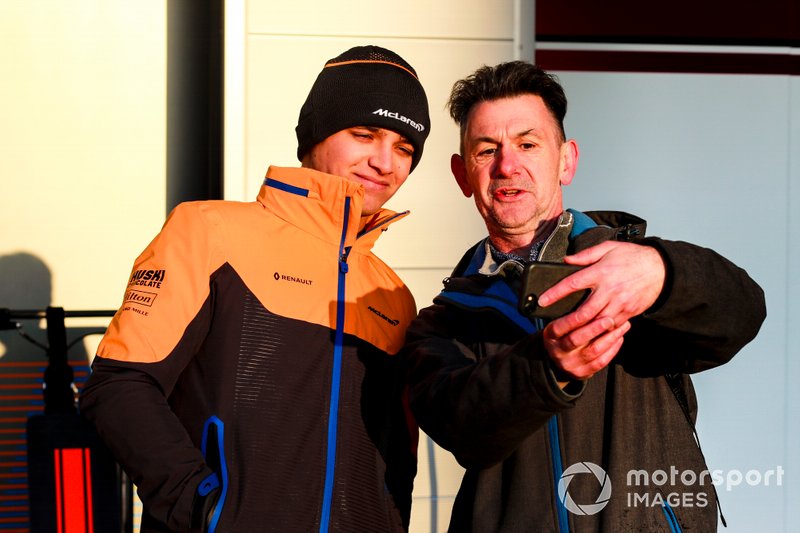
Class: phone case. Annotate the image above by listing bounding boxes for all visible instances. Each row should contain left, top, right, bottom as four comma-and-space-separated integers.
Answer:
518, 262, 589, 320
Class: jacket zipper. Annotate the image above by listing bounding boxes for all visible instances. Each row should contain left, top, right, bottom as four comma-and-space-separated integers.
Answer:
536, 312, 569, 533
548, 416, 570, 533
357, 210, 408, 239
319, 197, 352, 533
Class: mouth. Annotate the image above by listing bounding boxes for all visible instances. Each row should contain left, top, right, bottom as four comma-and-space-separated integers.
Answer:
493, 188, 525, 200
354, 174, 388, 189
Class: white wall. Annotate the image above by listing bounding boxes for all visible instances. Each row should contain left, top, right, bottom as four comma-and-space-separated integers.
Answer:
0, 3, 167, 531
0, 1, 167, 338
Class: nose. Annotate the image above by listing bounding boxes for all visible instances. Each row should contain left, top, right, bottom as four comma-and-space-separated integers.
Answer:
368, 138, 394, 175
494, 145, 518, 179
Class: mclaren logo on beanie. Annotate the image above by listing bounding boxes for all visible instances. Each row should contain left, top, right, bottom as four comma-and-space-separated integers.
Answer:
372, 108, 426, 132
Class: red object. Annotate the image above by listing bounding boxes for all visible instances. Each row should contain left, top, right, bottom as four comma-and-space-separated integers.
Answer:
54, 448, 94, 533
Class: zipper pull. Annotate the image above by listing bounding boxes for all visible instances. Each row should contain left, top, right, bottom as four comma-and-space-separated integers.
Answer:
339, 247, 351, 273
617, 224, 641, 241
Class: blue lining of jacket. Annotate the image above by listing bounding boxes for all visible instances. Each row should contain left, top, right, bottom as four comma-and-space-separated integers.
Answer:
264, 177, 310, 197
662, 501, 683, 532
549, 417, 570, 533
437, 284, 536, 334
566, 208, 597, 239
200, 416, 228, 533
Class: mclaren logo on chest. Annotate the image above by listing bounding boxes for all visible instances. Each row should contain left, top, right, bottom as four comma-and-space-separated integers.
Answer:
273, 272, 313, 286
368, 305, 400, 327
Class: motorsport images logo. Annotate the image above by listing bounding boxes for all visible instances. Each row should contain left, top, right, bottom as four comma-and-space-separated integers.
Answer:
557, 462, 612, 516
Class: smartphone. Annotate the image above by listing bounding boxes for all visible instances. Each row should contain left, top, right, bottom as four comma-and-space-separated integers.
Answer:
518, 262, 590, 320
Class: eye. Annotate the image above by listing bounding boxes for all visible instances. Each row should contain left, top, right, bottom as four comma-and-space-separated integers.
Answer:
350, 128, 374, 140
520, 142, 536, 150
396, 144, 414, 157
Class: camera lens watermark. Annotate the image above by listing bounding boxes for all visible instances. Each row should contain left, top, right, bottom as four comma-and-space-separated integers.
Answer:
557, 462, 612, 516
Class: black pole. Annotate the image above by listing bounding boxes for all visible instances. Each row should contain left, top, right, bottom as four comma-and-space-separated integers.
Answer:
166, 0, 225, 213
43, 307, 75, 414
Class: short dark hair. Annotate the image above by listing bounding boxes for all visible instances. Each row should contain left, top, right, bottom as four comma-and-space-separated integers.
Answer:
447, 61, 568, 152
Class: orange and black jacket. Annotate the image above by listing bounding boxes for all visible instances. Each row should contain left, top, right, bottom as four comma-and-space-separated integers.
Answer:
80, 166, 419, 532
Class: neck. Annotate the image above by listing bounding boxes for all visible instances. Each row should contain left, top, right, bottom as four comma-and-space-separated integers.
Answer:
489, 217, 559, 257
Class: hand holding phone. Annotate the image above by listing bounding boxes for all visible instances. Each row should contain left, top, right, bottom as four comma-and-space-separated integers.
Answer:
518, 262, 590, 320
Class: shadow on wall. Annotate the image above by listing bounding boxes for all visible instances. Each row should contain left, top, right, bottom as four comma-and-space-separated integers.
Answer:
0, 253, 126, 531
0, 251, 92, 364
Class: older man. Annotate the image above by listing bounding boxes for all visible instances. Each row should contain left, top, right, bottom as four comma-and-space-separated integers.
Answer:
404, 61, 765, 532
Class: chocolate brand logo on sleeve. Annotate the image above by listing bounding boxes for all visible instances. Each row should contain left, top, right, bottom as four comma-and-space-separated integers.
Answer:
123, 269, 166, 316
128, 269, 166, 289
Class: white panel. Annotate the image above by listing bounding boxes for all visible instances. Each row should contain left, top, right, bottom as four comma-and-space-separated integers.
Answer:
395, 267, 450, 315
0, 2, 166, 314
245, 37, 342, 198
225, 0, 247, 201
247, 0, 514, 40
513, 0, 536, 61
556, 71, 790, 532
409, 434, 463, 533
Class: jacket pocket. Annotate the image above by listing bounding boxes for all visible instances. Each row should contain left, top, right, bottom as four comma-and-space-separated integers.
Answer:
200, 416, 228, 532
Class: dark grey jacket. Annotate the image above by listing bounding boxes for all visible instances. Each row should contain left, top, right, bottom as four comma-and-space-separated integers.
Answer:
404, 210, 766, 532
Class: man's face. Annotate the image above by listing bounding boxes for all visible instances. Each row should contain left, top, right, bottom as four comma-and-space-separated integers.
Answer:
303, 127, 415, 216
452, 94, 578, 245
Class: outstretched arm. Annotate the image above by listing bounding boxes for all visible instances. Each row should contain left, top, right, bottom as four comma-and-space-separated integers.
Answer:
538, 239, 765, 377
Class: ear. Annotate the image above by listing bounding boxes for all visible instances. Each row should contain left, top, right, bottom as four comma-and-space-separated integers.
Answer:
450, 153, 473, 198
558, 139, 579, 186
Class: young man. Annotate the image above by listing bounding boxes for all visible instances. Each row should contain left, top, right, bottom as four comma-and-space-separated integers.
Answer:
80, 45, 430, 532
403, 61, 766, 531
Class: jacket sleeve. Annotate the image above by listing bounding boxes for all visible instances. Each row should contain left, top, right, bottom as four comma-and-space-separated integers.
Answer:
627, 237, 767, 374
79, 202, 223, 530
403, 304, 582, 470
80, 358, 215, 529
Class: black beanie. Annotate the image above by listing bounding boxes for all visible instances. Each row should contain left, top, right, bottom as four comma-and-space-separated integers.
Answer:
296, 45, 431, 172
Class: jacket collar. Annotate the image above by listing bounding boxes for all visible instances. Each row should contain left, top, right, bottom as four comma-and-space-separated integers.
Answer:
466, 209, 596, 277
257, 166, 408, 251
438, 209, 647, 328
